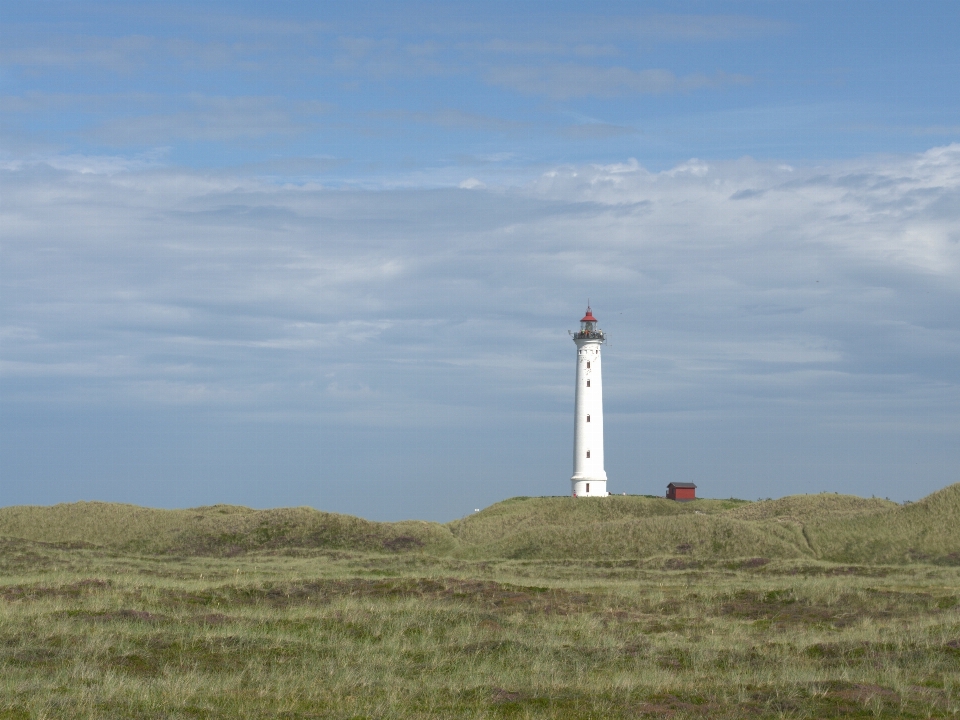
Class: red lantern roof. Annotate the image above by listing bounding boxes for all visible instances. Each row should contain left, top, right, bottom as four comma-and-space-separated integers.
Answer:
581, 307, 597, 323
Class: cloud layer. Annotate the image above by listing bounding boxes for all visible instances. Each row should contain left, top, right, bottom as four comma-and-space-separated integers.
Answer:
486, 66, 751, 99
2, 145, 959, 516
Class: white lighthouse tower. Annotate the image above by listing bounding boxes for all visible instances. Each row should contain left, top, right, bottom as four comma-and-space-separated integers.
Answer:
571, 305, 608, 497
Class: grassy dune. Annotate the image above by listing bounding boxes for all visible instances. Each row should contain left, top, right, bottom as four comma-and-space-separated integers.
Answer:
452, 507, 811, 561
813, 485, 960, 564
447, 495, 747, 545
0, 502, 456, 556
2, 487, 959, 718
1, 484, 959, 564
725, 494, 897, 523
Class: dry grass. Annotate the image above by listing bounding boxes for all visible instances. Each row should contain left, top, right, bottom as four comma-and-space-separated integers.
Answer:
725, 494, 897, 523
0, 502, 456, 556
2, 485, 959, 565
0, 545, 958, 718
2, 486, 960, 716
812, 485, 960, 564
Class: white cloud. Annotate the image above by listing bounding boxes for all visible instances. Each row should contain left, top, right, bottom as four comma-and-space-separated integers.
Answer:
485, 64, 751, 99
469, 39, 567, 55
2, 144, 959, 506
4, 144, 959, 396
615, 13, 788, 40
375, 108, 528, 134
572, 44, 620, 57
0, 35, 159, 72
88, 96, 331, 144
561, 123, 638, 140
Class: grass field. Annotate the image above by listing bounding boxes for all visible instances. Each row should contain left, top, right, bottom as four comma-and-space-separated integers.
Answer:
1, 486, 959, 718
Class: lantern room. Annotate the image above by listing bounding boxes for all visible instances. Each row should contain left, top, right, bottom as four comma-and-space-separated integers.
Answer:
580, 308, 598, 333
574, 307, 604, 340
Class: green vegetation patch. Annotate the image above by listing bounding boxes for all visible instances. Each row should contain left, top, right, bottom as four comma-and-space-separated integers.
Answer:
0, 503, 457, 556
153, 576, 591, 615
2, 485, 960, 565
812, 484, 960, 564
1, 550, 958, 719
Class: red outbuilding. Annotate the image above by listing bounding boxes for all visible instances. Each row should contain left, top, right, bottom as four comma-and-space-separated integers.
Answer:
666, 482, 697, 501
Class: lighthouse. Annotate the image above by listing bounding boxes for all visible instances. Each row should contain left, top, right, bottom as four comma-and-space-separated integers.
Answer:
571, 305, 608, 497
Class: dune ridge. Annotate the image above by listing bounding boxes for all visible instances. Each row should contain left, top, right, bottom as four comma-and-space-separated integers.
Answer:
1, 484, 958, 564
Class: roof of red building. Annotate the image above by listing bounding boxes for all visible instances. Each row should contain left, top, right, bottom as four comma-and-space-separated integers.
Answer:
667, 482, 697, 489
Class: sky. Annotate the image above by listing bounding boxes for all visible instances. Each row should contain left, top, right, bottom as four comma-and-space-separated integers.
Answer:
2, 1, 959, 521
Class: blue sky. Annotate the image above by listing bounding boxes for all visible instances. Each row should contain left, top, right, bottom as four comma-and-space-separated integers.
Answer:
2, 1, 959, 520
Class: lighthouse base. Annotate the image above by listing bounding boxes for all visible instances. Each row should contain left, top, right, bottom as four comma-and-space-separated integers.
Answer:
571, 479, 608, 497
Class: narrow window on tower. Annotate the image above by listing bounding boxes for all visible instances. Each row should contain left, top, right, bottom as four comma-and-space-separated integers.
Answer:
586, 483, 590, 493
586, 380, 591, 387
586, 450, 591, 458
586, 414, 591, 422
587, 361, 590, 369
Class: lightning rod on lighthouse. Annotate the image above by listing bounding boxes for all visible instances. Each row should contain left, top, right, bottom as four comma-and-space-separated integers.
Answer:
571, 305, 608, 497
